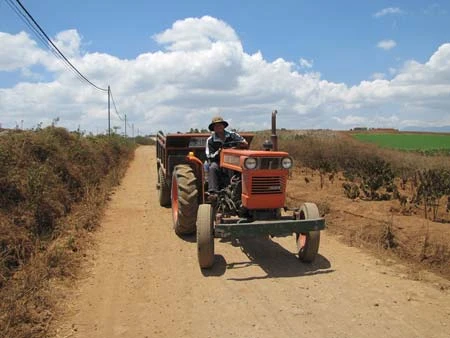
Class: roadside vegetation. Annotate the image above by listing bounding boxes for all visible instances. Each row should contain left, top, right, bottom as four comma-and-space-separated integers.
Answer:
252, 130, 450, 279
0, 127, 136, 338
253, 129, 450, 208
2, 126, 449, 337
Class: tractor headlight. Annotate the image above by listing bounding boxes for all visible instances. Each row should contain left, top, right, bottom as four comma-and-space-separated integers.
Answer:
244, 157, 257, 169
281, 157, 293, 169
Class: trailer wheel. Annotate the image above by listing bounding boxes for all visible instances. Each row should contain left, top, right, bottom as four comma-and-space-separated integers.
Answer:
171, 165, 198, 235
197, 204, 214, 268
158, 167, 171, 207
295, 202, 321, 263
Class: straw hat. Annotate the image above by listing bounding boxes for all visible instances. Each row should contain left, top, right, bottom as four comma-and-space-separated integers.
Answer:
208, 116, 229, 131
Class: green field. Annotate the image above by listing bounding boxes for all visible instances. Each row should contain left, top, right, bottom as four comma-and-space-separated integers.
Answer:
352, 133, 450, 151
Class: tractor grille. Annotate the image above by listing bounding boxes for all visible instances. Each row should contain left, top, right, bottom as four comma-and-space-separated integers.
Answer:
251, 176, 285, 194
259, 157, 281, 169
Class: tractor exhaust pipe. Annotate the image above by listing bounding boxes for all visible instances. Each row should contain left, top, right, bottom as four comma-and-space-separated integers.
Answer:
271, 110, 278, 151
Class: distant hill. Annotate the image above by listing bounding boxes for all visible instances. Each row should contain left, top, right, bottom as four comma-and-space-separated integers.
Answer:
401, 126, 450, 133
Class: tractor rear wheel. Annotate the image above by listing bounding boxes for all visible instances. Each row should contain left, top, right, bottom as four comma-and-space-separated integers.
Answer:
171, 165, 198, 235
197, 204, 214, 268
158, 167, 171, 207
296, 202, 321, 263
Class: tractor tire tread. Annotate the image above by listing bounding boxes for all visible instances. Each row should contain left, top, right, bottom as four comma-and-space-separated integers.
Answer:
172, 165, 199, 234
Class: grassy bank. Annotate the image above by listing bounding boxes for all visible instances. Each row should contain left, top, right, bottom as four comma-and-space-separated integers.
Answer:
0, 127, 136, 338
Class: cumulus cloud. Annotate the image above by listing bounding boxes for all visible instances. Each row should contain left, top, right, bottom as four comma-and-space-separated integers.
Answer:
374, 7, 404, 18
377, 40, 397, 50
153, 16, 239, 51
53, 29, 83, 58
0, 31, 47, 71
299, 58, 313, 69
1, 16, 450, 133
371, 73, 386, 80
333, 115, 367, 126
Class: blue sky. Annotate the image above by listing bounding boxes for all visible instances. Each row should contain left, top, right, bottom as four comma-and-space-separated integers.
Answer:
1, 0, 449, 134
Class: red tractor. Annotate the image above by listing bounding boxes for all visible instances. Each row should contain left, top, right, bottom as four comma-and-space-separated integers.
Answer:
156, 111, 325, 268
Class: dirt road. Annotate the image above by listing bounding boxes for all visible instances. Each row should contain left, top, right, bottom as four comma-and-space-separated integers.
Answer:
53, 146, 450, 338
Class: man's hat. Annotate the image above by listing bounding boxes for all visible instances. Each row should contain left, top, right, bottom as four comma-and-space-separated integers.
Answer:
208, 116, 229, 131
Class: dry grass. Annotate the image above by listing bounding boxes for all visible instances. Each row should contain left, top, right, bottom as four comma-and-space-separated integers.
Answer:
0, 127, 135, 338
278, 129, 450, 281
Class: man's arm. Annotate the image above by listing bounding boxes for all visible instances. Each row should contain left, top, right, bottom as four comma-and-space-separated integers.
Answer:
205, 136, 212, 158
232, 131, 248, 148
206, 136, 221, 161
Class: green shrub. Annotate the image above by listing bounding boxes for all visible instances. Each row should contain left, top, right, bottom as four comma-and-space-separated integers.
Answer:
416, 169, 450, 220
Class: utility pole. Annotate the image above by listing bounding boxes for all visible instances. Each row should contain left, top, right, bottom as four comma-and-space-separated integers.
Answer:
124, 114, 127, 137
108, 85, 111, 136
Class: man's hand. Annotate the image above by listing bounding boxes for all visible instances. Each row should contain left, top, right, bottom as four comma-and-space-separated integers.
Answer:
239, 140, 249, 149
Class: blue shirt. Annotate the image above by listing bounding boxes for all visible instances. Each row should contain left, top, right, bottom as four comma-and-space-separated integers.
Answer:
205, 130, 245, 163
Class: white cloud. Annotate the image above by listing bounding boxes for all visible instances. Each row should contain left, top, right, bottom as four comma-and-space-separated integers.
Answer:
371, 73, 386, 80
377, 40, 397, 50
299, 58, 313, 69
1, 17, 450, 133
389, 67, 397, 76
333, 115, 367, 126
153, 16, 239, 51
374, 7, 404, 18
53, 29, 82, 58
0, 31, 48, 71
333, 114, 401, 128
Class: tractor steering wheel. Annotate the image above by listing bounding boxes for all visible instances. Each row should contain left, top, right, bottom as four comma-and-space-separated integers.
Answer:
223, 140, 248, 149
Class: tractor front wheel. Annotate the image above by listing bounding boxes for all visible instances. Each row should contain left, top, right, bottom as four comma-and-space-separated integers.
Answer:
295, 202, 321, 263
171, 165, 198, 235
197, 204, 215, 269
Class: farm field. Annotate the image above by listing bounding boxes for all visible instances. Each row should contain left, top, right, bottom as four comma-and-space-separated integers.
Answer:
351, 132, 450, 151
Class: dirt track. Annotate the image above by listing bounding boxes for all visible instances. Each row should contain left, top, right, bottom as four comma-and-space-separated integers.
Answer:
53, 146, 450, 338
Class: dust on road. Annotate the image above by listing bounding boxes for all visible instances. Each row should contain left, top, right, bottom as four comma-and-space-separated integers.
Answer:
53, 146, 450, 338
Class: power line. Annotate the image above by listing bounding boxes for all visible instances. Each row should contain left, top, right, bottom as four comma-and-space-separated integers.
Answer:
5, 0, 88, 85
7, 0, 108, 92
109, 89, 133, 131
14, 0, 108, 91
6, 1, 54, 55
5, 0, 135, 135
109, 88, 124, 121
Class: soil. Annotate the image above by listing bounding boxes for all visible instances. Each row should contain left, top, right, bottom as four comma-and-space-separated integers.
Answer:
51, 146, 450, 338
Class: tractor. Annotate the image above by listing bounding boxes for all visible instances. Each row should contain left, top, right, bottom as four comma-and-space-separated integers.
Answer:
156, 111, 325, 268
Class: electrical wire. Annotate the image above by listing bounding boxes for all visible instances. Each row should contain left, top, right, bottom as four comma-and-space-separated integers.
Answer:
110, 89, 133, 132
5, 0, 134, 131
109, 89, 124, 121
5, 0, 89, 85
6, 1, 54, 56
110, 89, 133, 135
7, 0, 108, 92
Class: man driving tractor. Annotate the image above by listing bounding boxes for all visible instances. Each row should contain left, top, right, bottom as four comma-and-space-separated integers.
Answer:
156, 111, 325, 268
205, 116, 248, 197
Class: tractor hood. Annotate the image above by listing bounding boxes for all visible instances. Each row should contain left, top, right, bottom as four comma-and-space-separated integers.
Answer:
220, 148, 292, 172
